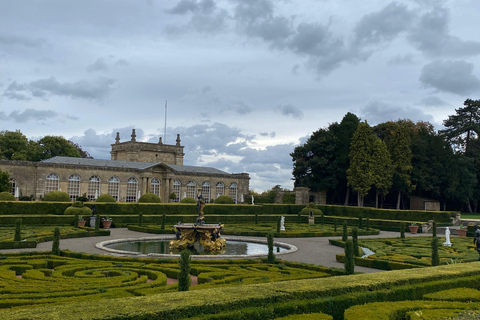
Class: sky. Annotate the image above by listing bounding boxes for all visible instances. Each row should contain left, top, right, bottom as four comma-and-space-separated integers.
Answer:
1, 0, 480, 192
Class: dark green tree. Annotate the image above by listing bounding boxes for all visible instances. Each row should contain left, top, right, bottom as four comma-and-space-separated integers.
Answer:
52, 227, 61, 256
431, 237, 439, 266
371, 138, 393, 208
342, 222, 348, 241
440, 99, 480, 155
161, 214, 166, 229
400, 222, 405, 239
138, 213, 143, 226
344, 239, 355, 275
0, 130, 29, 160
37, 136, 81, 160
14, 219, 22, 241
0, 170, 11, 192
390, 121, 414, 209
347, 122, 375, 206
267, 233, 276, 264
352, 227, 359, 257
178, 250, 191, 291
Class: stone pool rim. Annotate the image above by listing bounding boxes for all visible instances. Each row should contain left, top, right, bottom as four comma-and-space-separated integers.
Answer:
95, 235, 298, 260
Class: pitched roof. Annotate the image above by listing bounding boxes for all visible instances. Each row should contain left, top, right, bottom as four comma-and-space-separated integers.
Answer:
42, 156, 230, 175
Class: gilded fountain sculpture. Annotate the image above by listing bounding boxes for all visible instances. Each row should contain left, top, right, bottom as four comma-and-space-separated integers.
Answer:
169, 189, 226, 251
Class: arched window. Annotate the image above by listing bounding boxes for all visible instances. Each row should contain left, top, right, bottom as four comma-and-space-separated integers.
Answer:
202, 181, 210, 203
9, 178, 16, 196
126, 177, 138, 202
229, 182, 238, 204
108, 176, 120, 201
151, 178, 161, 197
186, 181, 196, 199
216, 182, 224, 198
173, 180, 181, 202
68, 174, 81, 201
88, 175, 101, 201
45, 173, 60, 194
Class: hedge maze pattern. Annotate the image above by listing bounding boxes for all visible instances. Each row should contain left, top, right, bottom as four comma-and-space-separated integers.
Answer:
0, 253, 335, 309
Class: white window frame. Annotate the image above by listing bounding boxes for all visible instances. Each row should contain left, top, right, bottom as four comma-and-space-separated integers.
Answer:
45, 173, 60, 194
88, 175, 101, 201
229, 182, 238, 204
151, 178, 161, 197
108, 176, 120, 201
202, 181, 210, 203
67, 174, 81, 201
173, 180, 181, 202
186, 181, 196, 199
126, 177, 138, 202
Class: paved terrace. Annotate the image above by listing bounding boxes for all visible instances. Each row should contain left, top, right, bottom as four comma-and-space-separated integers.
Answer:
0, 228, 438, 273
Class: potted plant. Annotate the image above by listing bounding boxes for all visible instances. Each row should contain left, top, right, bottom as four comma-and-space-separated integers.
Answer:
78, 216, 86, 227
102, 215, 113, 229
409, 223, 419, 234
457, 224, 467, 237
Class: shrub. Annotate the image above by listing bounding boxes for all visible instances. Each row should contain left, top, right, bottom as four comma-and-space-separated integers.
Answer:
300, 202, 323, 216
431, 237, 439, 266
178, 250, 191, 292
342, 222, 348, 241
43, 191, 70, 202
400, 222, 405, 239
180, 197, 196, 203
433, 220, 437, 237
215, 195, 234, 204
352, 227, 359, 257
64, 201, 91, 217
161, 214, 166, 229
139, 213, 143, 226
52, 227, 60, 256
95, 194, 116, 203
0, 192, 15, 201
76, 193, 89, 202
169, 192, 177, 202
267, 233, 275, 264
344, 239, 355, 274
138, 193, 161, 203
14, 218, 22, 241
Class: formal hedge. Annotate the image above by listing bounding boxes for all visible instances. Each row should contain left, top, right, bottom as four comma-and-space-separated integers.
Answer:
138, 193, 162, 203
0, 192, 15, 201
2, 261, 480, 319
43, 191, 70, 202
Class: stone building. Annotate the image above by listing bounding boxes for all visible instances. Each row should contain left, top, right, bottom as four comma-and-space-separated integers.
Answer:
1, 130, 250, 203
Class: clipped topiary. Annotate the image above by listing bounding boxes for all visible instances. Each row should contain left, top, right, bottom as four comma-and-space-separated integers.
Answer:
0, 191, 15, 201
44, 191, 70, 202
180, 197, 196, 203
138, 192, 161, 203
95, 194, 116, 203
214, 195, 234, 204
300, 202, 322, 217
64, 201, 91, 217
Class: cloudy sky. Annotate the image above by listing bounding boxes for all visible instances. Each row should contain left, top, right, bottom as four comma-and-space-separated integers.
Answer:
1, 0, 480, 192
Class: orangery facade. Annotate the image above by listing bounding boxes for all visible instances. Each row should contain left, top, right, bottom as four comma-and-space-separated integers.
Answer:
1, 130, 250, 203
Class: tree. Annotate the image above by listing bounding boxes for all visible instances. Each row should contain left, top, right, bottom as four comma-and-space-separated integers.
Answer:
0, 170, 11, 192
178, 250, 191, 291
0, 130, 29, 160
347, 122, 375, 207
390, 121, 414, 209
371, 138, 393, 208
440, 99, 480, 155
37, 136, 81, 160
69, 141, 93, 159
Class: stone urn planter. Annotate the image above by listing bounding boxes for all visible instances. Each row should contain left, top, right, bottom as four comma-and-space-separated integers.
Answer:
409, 225, 419, 234
456, 228, 467, 237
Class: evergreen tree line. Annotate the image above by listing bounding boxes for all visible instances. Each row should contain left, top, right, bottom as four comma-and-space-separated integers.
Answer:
0, 130, 91, 161
291, 99, 480, 212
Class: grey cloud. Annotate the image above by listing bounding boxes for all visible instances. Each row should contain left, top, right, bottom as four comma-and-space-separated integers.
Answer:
408, 7, 480, 57
353, 2, 413, 46
87, 58, 109, 72
259, 132, 268, 136
419, 60, 480, 95
233, 100, 252, 115
165, 0, 227, 33
234, 0, 274, 22
388, 54, 415, 65
277, 104, 303, 119
167, 0, 215, 15
419, 96, 450, 107
3, 108, 78, 124
115, 59, 129, 67
0, 112, 6, 120
0, 33, 46, 48
4, 77, 116, 101
360, 100, 435, 126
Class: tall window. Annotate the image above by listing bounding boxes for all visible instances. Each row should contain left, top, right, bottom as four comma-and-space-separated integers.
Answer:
186, 181, 196, 199
9, 178, 16, 196
229, 182, 238, 204
216, 182, 224, 198
108, 176, 120, 201
68, 174, 81, 201
151, 178, 161, 197
173, 180, 181, 202
126, 177, 138, 202
45, 173, 60, 194
202, 181, 210, 203
88, 175, 101, 201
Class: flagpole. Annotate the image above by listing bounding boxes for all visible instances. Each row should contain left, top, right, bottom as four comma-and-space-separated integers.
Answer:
164, 100, 167, 143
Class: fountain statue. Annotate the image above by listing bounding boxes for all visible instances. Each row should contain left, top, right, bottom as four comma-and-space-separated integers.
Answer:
170, 188, 226, 251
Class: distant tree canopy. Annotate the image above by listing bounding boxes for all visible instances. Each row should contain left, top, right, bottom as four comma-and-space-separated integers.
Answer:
291, 99, 480, 212
0, 130, 92, 161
